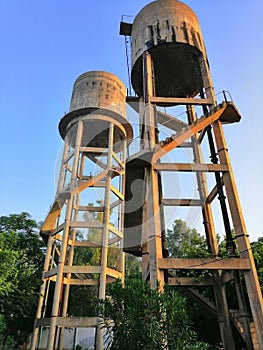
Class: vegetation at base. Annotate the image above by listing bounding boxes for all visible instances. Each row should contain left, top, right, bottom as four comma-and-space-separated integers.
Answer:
0, 212, 45, 347
251, 237, 263, 289
0, 212, 262, 349
99, 278, 209, 350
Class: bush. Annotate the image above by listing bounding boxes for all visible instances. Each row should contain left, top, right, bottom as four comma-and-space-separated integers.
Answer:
0, 315, 15, 350
99, 279, 209, 350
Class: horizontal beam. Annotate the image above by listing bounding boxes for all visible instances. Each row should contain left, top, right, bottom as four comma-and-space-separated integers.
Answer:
76, 205, 104, 212
168, 276, 213, 286
36, 317, 99, 328
79, 147, 108, 154
159, 258, 251, 270
154, 163, 229, 172
162, 199, 203, 207
74, 241, 101, 248
149, 96, 214, 106
70, 221, 103, 229
63, 266, 101, 274
64, 278, 99, 286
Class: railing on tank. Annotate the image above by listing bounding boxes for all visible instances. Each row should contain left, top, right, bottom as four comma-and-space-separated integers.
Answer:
127, 90, 239, 158
215, 90, 233, 104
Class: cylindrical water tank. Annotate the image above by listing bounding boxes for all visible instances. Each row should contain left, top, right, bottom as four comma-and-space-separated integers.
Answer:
59, 71, 133, 149
69, 71, 126, 117
131, 0, 206, 98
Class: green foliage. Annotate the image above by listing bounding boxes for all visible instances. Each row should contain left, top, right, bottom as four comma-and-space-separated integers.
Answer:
125, 253, 141, 277
166, 219, 210, 259
0, 314, 15, 350
251, 237, 263, 289
99, 278, 209, 350
68, 284, 98, 317
0, 212, 45, 346
166, 220, 222, 345
166, 219, 211, 283
0, 231, 19, 296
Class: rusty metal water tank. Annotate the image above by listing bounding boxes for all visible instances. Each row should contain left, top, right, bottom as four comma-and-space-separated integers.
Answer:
59, 71, 132, 150
131, 0, 206, 98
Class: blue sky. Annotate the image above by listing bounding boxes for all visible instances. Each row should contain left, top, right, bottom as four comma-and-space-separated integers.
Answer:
0, 0, 263, 242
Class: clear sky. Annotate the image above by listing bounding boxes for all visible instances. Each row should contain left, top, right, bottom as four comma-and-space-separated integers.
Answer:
0, 0, 263, 242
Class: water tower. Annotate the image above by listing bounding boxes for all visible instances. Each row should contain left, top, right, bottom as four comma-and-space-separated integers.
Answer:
31, 71, 133, 350
120, 0, 263, 348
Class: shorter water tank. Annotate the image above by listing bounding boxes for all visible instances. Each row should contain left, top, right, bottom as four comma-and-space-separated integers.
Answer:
59, 71, 133, 150
69, 71, 126, 117
131, 0, 206, 98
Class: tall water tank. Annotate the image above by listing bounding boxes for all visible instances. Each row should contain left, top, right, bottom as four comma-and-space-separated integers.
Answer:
131, 0, 206, 98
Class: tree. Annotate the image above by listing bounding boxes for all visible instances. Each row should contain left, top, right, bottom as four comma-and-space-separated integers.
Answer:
251, 237, 263, 289
100, 278, 209, 350
166, 219, 210, 259
0, 212, 45, 347
125, 253, 141, 278
0, 314, 16, 350
0, 230, 19, 297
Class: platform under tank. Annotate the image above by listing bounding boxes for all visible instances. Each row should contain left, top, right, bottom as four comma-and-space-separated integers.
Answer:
131, 0, 207, 99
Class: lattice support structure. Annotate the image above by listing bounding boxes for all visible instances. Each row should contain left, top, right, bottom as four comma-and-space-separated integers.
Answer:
31, 72, 133, 350
135, 51, 263, 349
121, 1, 263, 348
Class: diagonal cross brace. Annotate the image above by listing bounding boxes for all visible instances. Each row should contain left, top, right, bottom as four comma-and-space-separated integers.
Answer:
152, 106, 226, 162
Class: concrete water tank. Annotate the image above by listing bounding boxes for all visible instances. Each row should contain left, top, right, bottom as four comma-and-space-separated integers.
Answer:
131, 0, 206, 98
59, 71, 132, 150
69, 71, 126, 117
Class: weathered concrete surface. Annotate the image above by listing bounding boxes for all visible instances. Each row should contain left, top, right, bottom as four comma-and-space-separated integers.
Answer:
131, 0, 206, 98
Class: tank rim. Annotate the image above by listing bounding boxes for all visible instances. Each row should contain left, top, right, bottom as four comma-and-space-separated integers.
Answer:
132, 0, 198, 26
59, 107, 133, 144
73, 71, 126, 89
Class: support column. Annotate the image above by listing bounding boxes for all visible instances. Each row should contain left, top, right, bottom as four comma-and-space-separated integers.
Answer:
58, 193, 80, 350
47, 120, 83, 350
147, 167, 164, 289
57, 136, 70, 194
120, 138, 127, 284
187, 105, 236, 349
30, 234, 54, 349
143, 51, 164, 289
213, 120, 263, 349
234, 272, 254, 350
96, 123, 114, 350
